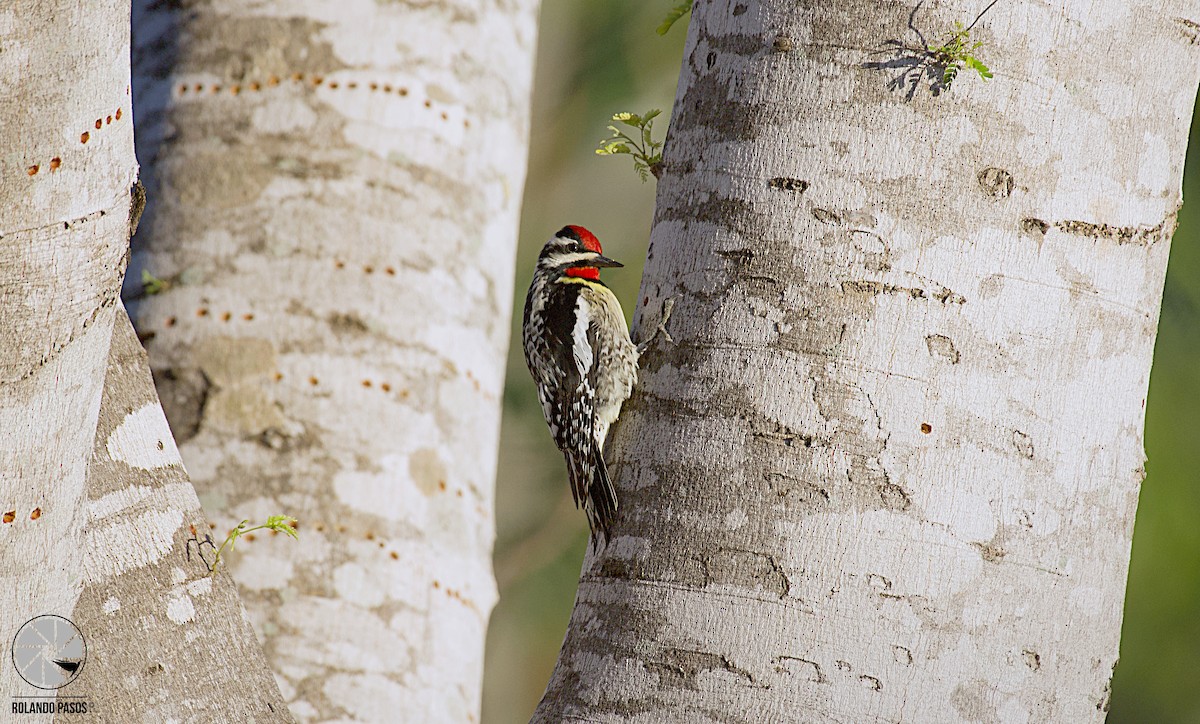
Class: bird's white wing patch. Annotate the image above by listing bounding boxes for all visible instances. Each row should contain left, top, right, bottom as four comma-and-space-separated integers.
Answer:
572, 295, 594, 377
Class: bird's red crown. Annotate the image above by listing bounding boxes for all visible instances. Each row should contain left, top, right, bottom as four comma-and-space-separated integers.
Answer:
566, 224, 602, 253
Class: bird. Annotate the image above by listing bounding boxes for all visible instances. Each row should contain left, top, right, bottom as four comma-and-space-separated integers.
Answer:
522, 225, 638, 544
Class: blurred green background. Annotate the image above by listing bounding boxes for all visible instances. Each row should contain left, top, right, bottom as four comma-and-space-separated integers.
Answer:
481, 4, 1200, 721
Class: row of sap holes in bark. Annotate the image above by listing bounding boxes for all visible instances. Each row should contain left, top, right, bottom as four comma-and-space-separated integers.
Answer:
1, 508, 40, 523
176, 74, 471, 128
188, 519, 481, 611
23, 108, 125, 177
143, 253, 492, 396
151, 258, 404, 329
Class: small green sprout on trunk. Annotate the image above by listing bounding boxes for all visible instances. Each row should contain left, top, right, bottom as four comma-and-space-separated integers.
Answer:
141, 269, 169, 295
596, 110, 664, 182
865, 0, 1001, 99
207, 515, 298, 577
932, 21, 992, 88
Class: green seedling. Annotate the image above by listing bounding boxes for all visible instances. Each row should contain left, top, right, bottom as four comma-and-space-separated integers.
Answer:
932, 21, 992, 89
595, 110, 664, 182
208, 515, 298, 577
141, 269, 168, 295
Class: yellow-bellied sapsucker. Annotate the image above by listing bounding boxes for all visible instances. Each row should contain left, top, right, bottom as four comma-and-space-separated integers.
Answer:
522, 225, 638, 544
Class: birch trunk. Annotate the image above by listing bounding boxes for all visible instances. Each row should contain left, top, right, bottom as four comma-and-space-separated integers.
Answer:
127, 1, 538, 719
1, 0, 137, 689
2, 4, 287, 718
71, 305, 292, 720
535, 2, 1200, 722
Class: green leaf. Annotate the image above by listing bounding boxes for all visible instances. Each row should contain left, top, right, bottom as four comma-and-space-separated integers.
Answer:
596, 108, 664, 182
656, 0, 693, 36
964, 55, 992, 79
942, 63, 959, 88
140, 269, 167, 295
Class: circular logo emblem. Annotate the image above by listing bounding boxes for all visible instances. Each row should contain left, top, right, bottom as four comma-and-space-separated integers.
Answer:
11, 615, 86, 689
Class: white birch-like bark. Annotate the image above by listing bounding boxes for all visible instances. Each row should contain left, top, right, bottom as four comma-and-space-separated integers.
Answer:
0, 0, 137, 690
536, 2, 1200, 722
0, 2, 290, 717
127, 1, 538, 719
70, 306, 292, 720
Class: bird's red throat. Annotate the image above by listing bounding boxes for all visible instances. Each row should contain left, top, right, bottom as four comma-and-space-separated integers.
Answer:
565, 266, 601, 280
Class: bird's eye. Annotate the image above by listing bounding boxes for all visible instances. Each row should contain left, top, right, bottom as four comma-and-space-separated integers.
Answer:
573, 243, 587, 253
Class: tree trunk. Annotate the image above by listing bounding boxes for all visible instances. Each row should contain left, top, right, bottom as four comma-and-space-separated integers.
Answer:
535, 2, 1200, 722
2, 3, 288, 718
0, 4, 136, 645
72, 305, 292, 720
127, 1, 538, 719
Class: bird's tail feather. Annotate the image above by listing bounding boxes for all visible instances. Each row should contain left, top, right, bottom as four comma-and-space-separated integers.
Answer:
567, 447, 618, 548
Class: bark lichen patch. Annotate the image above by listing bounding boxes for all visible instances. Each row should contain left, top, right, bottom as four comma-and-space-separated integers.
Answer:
170, 149, 276, 211
812, 207, 841, 225
767, 177, 807, 193
1174, 16, 1200, 44
765, 471, 830, 509
172, 15, 346, 81
327, 311, 371, 336
1023, 649, 1042, 670
715, 248, 755, 268
925, 334, 960, 364
647, 649, 757, 690
1053, 218, 1168, 245
971, 540, 1007, 563
841, 279, 927, 300
105, 404, 186, 471
977, 167, 1014, 198
1012, 430, 1035, 459
773, 655, 825, 683
203, 386, 286, 436
703, 548, 790, 599
1021, 217, 1049, 236
574, 597, 670, 648
166, 592, 196, 624
875, 480, 912, 512
83, 508, 185, 583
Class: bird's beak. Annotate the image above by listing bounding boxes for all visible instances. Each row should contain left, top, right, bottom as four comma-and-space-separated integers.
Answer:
590, 254, 623, 268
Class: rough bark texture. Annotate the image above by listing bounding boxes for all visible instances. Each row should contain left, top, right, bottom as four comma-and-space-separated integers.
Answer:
535, 2, 1200, 722
70, 306, 291, 721
0, 0, 137, 691
0, 2, 289, 717
126, 1, 538, 720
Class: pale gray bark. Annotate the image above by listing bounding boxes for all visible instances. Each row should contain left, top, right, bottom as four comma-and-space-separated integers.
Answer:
2, 3, 287, 719
71, 305, 291, 721
535, 2, 1200, 722
127, 1, 539, 719
0, 0, 138, 692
